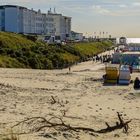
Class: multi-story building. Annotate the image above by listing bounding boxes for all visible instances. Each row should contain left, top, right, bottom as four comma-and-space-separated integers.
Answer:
0, 5, 71, 40
46, 12, 71, 40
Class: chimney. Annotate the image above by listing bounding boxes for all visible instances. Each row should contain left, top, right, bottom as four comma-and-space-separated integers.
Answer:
54, 7, 56, 13
38, 9, 41, 13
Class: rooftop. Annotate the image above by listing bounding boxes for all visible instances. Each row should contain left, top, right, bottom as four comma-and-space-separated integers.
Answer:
0, 5, 27, 9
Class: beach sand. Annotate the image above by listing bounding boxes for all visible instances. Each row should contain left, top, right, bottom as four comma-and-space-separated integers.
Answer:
0, 61, 140, 140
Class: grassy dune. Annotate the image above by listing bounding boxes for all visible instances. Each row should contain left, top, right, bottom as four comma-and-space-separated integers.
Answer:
0, 32, 113, 69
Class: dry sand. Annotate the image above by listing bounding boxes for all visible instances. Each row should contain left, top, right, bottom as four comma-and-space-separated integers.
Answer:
0, 60, 140, 140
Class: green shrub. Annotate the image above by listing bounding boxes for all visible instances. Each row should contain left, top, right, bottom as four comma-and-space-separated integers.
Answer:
0, 32, 113, 69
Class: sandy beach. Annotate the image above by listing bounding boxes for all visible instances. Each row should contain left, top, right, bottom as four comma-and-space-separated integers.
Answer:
0, 60, 140, 140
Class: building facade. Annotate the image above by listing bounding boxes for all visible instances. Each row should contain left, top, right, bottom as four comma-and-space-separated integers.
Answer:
0, 5, 71, 40
47, 12, 71, 40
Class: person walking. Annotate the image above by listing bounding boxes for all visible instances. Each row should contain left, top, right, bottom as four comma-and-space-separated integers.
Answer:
69, 66, 71, 72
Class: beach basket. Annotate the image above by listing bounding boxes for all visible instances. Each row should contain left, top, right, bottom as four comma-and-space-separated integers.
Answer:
104, 64, 120, 84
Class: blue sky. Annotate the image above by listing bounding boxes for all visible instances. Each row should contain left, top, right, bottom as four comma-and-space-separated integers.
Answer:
1, 0, 140, 37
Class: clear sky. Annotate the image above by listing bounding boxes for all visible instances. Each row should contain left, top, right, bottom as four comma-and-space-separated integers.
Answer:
1, 0, 140, 37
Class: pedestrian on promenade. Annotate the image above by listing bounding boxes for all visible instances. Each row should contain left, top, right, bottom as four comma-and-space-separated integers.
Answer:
69, 66, 71, 72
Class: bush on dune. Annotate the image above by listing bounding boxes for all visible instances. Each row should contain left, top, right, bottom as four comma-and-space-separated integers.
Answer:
0, 56, 25, 68
0, 32, 113, 69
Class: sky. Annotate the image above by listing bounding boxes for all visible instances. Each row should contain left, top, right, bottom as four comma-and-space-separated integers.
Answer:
0, 0, 140, 37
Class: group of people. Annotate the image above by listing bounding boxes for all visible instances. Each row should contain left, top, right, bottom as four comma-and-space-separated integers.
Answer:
92, 54, 112, 63
134, 77, 140, 89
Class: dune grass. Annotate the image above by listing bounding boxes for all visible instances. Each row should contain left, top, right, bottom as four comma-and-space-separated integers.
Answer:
0, 32, 113, 69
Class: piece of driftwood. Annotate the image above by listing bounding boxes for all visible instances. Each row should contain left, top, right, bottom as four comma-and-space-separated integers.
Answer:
96, 112, 131, 133
50, 96, 69, 107
11, 112, 131, 135
50, 96, 57, 104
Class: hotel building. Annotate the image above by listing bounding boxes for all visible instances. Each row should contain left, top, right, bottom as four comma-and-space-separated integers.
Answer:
0, 5, 71, 40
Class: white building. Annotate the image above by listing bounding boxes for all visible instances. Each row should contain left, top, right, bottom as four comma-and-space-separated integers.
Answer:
46, 10, 71, 40
0, 5, 71, 40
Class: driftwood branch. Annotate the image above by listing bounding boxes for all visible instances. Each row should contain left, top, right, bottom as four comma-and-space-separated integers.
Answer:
94, 112, 131, 133
11, 112, 131, 136
49, 96, 69, 107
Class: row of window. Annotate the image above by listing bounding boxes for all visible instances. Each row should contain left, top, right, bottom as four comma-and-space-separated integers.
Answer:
23, 15, 53, 22
23, 26, 55, 31
36, 23, 43, 27
23, 22, 54, 28
23, 25, 55, 32
46, 18, 54, 21
46, 23, 54, 27
36, 23, 54, 28
36, 30, 45, 33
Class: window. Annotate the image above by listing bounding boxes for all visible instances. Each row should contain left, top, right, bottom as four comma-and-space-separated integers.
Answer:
1, 11, 4, 16
46, 17, 54, 21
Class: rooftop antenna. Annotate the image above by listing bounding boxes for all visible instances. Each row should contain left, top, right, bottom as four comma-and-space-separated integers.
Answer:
38, 9, 41, 13
48, 8, 52, 14
54, 7, 56, 13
